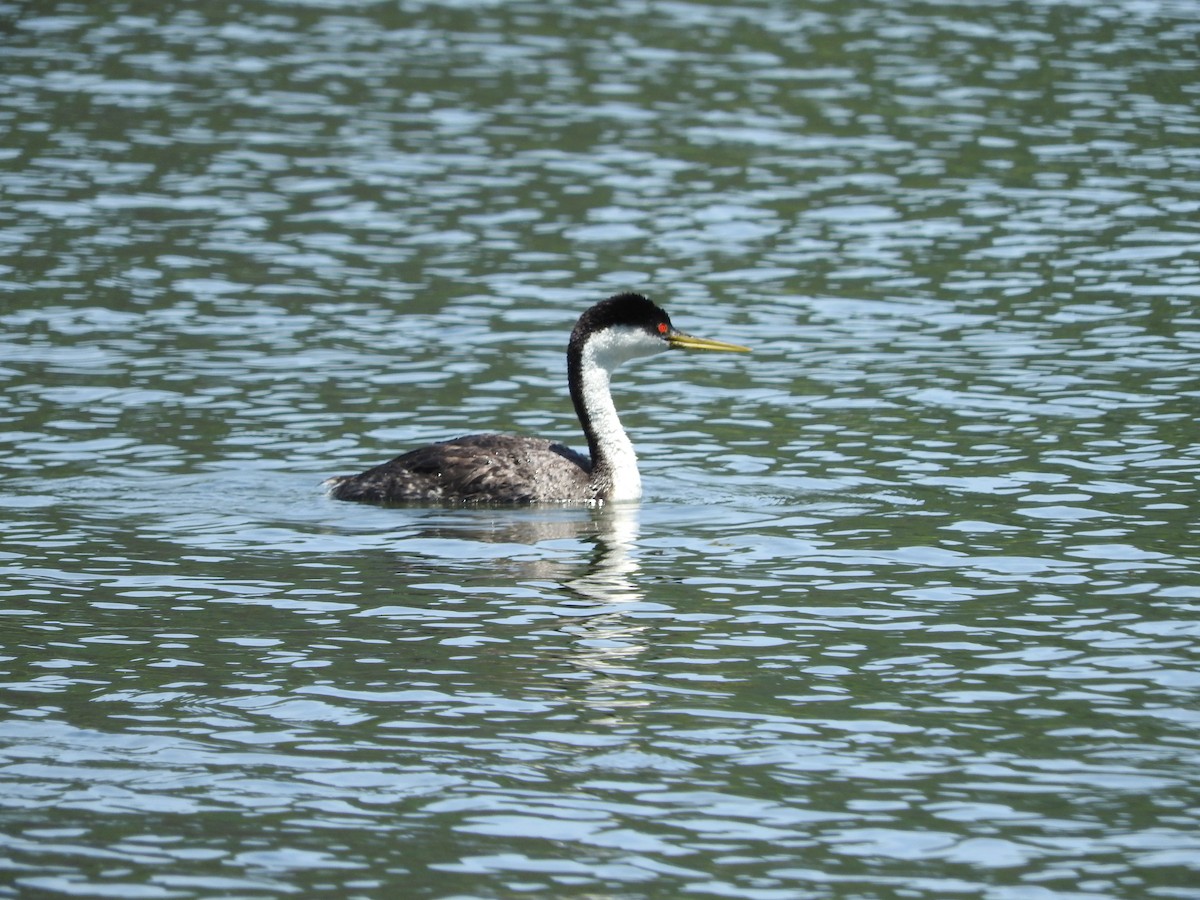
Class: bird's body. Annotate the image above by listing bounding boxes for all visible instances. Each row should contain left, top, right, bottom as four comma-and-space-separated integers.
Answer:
324, 292, 748, 505
325, 433, 592, 504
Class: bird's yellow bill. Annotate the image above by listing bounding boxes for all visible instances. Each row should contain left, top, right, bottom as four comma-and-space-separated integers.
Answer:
667, 332, 751, 353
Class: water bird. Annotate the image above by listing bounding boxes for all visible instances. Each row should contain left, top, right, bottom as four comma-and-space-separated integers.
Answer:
325, 292, 749, 505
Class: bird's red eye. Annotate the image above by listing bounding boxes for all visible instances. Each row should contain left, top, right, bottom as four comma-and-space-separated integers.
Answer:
657, 322, 668, 334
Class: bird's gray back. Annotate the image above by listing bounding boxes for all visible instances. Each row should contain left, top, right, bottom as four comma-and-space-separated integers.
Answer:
325, 433, 593, 504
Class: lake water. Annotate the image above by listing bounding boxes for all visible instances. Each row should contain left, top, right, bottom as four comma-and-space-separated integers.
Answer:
2, 1, 1199, 897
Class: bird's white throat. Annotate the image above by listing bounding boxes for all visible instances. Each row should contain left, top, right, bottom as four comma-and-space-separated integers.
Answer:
578, 326, 667, 502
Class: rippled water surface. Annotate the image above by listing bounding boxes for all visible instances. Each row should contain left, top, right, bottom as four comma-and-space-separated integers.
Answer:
3, 1, 1200, 897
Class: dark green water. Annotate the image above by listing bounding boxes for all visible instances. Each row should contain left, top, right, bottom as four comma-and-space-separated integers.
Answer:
2, 1, 1199, 897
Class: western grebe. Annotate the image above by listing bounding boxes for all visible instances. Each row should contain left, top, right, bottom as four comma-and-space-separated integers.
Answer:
324, 292, 749, 505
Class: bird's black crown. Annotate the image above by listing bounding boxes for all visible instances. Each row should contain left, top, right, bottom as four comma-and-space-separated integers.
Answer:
572, 292, 672, 344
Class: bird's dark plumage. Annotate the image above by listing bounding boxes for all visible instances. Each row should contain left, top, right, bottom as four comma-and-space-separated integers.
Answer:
326, 434, 591, 504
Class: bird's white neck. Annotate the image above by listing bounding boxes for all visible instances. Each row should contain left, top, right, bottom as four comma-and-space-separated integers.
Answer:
571, 325, 668, 502
578, 354, 641, 502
